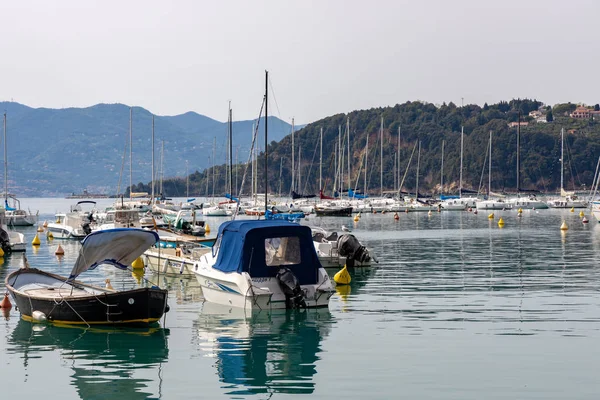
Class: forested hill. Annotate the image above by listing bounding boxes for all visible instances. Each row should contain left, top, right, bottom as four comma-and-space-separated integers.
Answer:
148, 99, 600, 198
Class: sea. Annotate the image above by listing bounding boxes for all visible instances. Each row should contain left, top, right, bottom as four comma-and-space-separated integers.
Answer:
1, 197, 600, 399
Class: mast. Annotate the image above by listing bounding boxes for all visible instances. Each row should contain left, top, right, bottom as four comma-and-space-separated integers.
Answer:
560, 127, 564, 194
517, 112, 520, 195
291, 118, 295, 193
338, 125, 342, 196
298, 146, 302, 195
347, 117, 350, 198
186, 160, 189, 198
459, 126, 464, 198
264, 69, 269, 214
3, 114, 7, 203
129, 107, 132, 200
278, 157, 283, 198
364, 132, 368, 195
416, 141, 421, 200
441, 139, 445, 194
251, 123, 255, 201
380, 116, 383, 197
319, 127, 323, 191
397, 126, 401, 193
229, 103, 233, 197
151, 115, 155, 203
160, 140, 164, 196
212, 137, 216, 199
488, 131, 492, 196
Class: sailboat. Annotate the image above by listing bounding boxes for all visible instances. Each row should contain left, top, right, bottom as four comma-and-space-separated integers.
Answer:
193, 71, 334, 310
547, 128, 588, 208
476, 131, 513, 210
439, 127, 478, 211
2, 114, 37, 226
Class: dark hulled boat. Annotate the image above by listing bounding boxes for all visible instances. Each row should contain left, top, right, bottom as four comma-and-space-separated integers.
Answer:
5, 228, 169, 326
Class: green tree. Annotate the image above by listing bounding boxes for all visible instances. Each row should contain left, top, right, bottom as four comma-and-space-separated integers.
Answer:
595, 104, 600, 111
546, 109, 554, 122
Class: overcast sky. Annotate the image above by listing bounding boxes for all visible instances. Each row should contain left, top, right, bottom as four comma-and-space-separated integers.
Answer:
1, 0, 598, 124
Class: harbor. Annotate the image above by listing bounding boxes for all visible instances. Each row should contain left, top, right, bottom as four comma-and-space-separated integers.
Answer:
1, 197, 600, 398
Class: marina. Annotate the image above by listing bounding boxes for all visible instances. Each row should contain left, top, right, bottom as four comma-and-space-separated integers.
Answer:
1, 197, 600, 398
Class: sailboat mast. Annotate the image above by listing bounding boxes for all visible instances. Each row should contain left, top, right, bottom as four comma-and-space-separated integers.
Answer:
416, 141, 421, 200
160, 140, 164, 196
347, 117, 350, 197
298, 146, 302, 195
319, 127, 323, 191
264, 69, 269, 214
560, 127, 564, 193
517, 112, 521, 195
186, 160, 189, 198
459, 126, 464, 198
151, 115, 155, 203
380, 117, 383, 197
229, 104, 233, 197
338, 125, 342, 196
291, 118, 295, 193
3, 114, 7, 203
279, 157, 283, 198
364, 133, 368, 195
129, 107, 132, 200
397, 126, 401, 193
441, 139, 445, 193
251, 123, 254, 201
488, 131, 492, 196
212, 137, 216, 199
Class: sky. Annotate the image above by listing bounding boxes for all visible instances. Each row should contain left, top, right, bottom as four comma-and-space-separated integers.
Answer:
0, 0, 598, 125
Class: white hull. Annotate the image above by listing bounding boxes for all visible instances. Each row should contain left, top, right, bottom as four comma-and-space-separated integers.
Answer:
6, 213, 37, 226
592, 201, 600, 222
144, 245, 211, 276
547, 197, 588, 209
475, 200, 513, 210
46, 224, 86, 240
507, 198, 548, 209
194, 255, 334, 310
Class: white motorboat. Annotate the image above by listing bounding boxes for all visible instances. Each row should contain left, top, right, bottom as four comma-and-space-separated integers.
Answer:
193, 220, 335, 310
144, 234, 213, 276
311, 227, 376, 269
475, 198, 514, 210
507, 195, 549, 210
0, 206, 25, 252
46, 200, 97, 240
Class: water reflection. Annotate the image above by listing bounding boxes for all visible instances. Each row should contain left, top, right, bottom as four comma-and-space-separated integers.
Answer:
7, 321, 169, 399
194, 303, 334, 396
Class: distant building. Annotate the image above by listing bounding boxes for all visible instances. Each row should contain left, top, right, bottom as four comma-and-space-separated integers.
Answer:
508, 121, 529, 128
570, 106, 592, 119
529, 110, 543, 118
567, 129, 577, 134
536, 117, 547, 123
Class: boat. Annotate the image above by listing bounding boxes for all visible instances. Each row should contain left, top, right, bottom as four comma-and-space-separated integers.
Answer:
2, 114, 37, 226
314, 202, 353, 216
0, 205, 26, 252
46, 200, 97, 240
193, 219, 335, 310
547, 128, 588, 208
439, 127, 478, 210
311, 226, 376, 268
144, 233, 213, 276
476, 131, 514, 210
93, 206, 142, 231
5, 228, 169, 326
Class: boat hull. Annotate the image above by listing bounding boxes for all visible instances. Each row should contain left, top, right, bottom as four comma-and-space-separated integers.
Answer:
6, 268, 168, 326
314, 206, 353, 217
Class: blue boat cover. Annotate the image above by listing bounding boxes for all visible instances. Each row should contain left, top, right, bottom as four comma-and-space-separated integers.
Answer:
348, 189, 368, 199
213, 220, 321, 285
264, 210, 305, 221
4, 200, 15, 211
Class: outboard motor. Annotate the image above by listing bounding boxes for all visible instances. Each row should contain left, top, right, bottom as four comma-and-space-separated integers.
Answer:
0, 227, 11, 253
82, 222, 92, 235
276, 267, 306, 309
337, 234, 371, 268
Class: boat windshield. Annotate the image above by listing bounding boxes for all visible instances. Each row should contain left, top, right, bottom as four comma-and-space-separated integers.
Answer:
265, 236, 301, 266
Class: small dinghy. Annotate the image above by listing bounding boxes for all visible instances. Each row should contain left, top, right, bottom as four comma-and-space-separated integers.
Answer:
5, 228, 169, 326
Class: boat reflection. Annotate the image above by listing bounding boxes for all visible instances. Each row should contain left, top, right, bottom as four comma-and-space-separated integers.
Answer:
7, 321, 169, 399
194, 302, 334, 396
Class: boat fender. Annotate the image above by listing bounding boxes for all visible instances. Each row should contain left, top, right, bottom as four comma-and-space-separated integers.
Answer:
164, 304, 170, 313
162, 259, 170, 273
179, 261, 185, 274
32, 310, 47, 323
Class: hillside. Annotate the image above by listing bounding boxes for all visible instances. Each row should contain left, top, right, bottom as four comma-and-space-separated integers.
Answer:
0, 102, 295, 196
153, 99, 600, 198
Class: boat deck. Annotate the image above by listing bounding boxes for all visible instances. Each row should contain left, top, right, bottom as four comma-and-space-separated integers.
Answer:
20, 283, 107, 298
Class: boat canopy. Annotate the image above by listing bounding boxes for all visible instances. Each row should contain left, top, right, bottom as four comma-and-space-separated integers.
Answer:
69, 228, 159, 280
213, 220, 321, 285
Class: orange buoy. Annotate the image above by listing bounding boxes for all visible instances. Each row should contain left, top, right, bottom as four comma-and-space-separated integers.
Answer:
55, 244, 65, 255
36, 226, 44, 232
0, 293, 12, 309
372, 209, 377, 214
43, 220, 48, 228
394, 212, 399, 220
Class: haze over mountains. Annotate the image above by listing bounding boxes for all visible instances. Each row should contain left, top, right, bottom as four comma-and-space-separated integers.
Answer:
0, 102, 295, 196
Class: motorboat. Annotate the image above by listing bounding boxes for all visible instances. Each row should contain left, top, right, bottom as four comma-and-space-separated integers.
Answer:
5, 228, 169, 326
507, 195, 549, 210
93, 207, 142, 231
0, 206, 25, 252
46, 200, 97, 240
193, 220, 335, 310
547, 193, 588, 209
311, 227, 377, 269
314, 202, 353, 217
144, 234, 213, 276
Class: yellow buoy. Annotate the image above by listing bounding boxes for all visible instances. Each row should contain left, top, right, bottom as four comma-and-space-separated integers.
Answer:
0, 247, 4, 257
560, 221, 568, 230
32, 234, 41, 246
55, 244, 64, 255
205, 224, 211, 234
518, 208, 523, 214
334, 265, 351, 285
36, 226, 44, 232
353, 215, 359, 222
498, 217, 505, 227
570, 207, 575, 213
132, 268, 144, 284
132, 256, 145, 269
46, 231, 54, 239
43, 220, 48, 228
488, 213, 494, 219
579, 211, 585, 218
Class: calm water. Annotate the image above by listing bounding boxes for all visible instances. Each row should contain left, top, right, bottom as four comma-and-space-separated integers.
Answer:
2, 198, 600, 399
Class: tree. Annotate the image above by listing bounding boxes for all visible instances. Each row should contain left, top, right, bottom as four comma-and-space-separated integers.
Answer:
546, 109, 553, 122
595, 104, 600, 111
